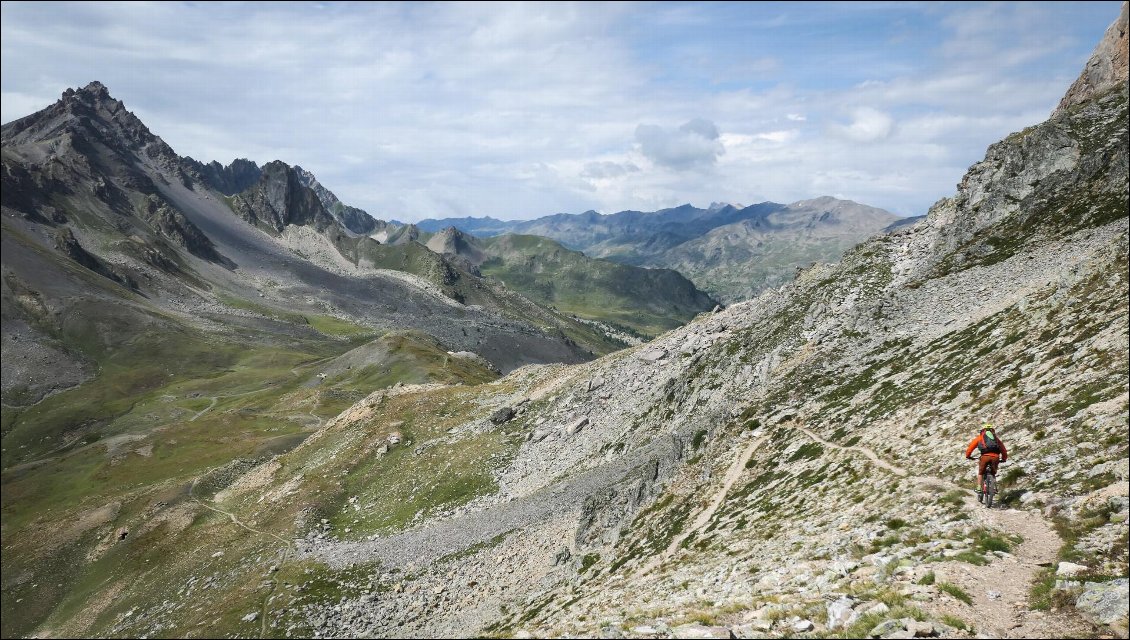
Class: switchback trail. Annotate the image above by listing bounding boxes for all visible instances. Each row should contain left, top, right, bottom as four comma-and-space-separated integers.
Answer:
188, 474, 296, 638
639, 433, 768, 575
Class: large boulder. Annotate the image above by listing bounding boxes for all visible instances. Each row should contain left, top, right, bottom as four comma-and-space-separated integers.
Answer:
825, 596, 857, 630
490, 407, 516, 425
1076, 578, 1129, 628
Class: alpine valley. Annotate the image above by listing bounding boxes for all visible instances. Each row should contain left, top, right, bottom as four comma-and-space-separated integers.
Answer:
1, 4, 1128, 640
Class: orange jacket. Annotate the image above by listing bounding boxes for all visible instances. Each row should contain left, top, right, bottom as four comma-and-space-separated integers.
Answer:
965, 431, 1008, 461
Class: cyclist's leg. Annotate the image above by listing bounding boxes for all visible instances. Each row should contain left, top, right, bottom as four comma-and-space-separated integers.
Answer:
977, 456, 989, 491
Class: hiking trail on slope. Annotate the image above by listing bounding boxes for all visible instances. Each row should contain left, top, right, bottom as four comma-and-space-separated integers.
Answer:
797, 424, 1088, 638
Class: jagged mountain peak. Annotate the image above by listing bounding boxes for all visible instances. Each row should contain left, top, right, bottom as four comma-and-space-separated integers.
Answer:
181, 156, 262, 195
1, 80, 186, 179
292, 165, 379, 235
223, 158, 339, 234
69, 79, 112, 99
293, 164, 340, 205
5, 81, 138, 140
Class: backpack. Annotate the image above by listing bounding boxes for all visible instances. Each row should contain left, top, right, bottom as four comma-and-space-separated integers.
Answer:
978, 429, 1002, 454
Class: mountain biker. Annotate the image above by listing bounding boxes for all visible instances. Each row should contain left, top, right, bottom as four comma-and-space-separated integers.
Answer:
965, 424, 1008, 498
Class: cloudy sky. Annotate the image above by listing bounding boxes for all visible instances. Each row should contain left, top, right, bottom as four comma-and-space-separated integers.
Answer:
1, 2, 1121, 221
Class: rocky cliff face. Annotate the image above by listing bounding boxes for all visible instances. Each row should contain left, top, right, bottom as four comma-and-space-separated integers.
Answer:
227, 160, 339, 234
182, 157, 263, 195
293, 165, 379, 235
1057, 1, 1128, 113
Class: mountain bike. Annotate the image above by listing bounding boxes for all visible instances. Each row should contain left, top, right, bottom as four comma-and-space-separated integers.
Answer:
973, 454, 1000, 508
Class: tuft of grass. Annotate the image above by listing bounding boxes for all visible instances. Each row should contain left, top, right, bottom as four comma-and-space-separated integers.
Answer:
834, 604, 925, 639
875, 588, 907, 608
788, 441, 825, 462
950, 551, 991, 566
940, 613, 972, 632
938, 582, 973, 605
917, 571, 936, 586
1001, 467, 1027, 485
580, 554, 600, 573
971, 527, 1019, 553
691, 429, 709, 450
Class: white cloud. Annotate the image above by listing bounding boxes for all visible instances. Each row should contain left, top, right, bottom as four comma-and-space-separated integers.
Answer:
581, 161, 640, 180
635, 119, 725, 170
831, 107, 895, 143
754, 130, 798, 144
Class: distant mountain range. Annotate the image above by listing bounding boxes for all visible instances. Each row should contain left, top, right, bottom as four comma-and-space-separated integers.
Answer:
418, 198, 902, 302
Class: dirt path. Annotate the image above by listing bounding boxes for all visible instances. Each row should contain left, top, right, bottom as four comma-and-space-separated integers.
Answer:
188, 478, 293, 546
931, 499, 1084, 638
187, 475, 295, 637
797, 425, 909, 477
188, 387, 269, 422
189, 396, 218, 422
306, 407, 326, 429
638, 433, 768, 576
260, 547, 290, 639
797, 424, 1086, 638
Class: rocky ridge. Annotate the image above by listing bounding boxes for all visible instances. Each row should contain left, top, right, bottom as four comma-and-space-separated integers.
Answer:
1057, 1, 1128, 113
293, 165, 379, 235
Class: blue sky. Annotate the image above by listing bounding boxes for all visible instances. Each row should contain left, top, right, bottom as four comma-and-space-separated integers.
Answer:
1, 1, 1122, 221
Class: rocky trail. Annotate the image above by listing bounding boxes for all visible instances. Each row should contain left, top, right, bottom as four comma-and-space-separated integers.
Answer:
189, 396, 219, 422
795, 423, 1087, 638
943, 503, 1083, 638
260, 547, 291, 639
640, 432, 769, 576
796, 425, 910, 478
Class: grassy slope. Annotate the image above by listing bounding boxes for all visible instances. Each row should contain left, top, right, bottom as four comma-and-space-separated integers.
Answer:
478, 234, 717, 337
0, 275, 500, 638
351, 239, 627, 354
7, 365, 521, 639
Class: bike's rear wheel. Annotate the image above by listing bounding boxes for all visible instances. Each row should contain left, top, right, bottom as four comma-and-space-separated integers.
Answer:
985, 473, 997, 508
